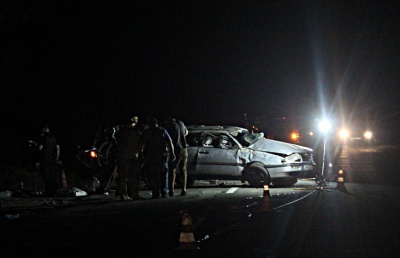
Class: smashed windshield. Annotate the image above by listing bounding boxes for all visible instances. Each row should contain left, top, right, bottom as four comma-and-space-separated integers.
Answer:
234, 132, 264, 147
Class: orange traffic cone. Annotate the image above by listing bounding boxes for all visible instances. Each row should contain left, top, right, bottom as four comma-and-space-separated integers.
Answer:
260, 183, 274, 212
336, 169, 347, 191
178, 210, 199, 250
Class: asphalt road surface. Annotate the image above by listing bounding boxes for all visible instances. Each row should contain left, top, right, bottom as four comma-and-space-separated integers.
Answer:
1, 143, 399, 257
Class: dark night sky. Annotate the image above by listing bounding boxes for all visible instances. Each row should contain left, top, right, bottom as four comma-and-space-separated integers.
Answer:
1, 1, 400, 147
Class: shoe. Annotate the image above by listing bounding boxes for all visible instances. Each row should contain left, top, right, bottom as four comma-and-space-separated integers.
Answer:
169, 191, 174, 197
180, 191, 187, 196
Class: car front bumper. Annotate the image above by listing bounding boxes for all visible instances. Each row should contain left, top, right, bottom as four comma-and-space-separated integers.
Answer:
265, 163, 315, 179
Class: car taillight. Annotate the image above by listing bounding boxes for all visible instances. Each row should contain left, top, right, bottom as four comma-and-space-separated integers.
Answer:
90, 150, 98, 158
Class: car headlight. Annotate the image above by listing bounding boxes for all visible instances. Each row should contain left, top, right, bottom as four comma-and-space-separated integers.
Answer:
285, 153, 302, 163
339, 129, 349, 140
364, 131, 372, 140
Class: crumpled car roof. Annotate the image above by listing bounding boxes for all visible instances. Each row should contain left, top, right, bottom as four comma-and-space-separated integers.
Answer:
187, 125, 313, 155
187, 125, 248, 135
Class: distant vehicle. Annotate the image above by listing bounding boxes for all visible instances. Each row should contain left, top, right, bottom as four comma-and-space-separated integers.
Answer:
323, 123, 376, 146
185, 125, 316, 187
342, 127, 375, 145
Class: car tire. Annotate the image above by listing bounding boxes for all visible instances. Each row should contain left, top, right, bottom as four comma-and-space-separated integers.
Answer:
246, 164, 270, 188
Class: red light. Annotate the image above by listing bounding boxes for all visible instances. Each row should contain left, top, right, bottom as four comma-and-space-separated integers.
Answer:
90, 150, 98, 158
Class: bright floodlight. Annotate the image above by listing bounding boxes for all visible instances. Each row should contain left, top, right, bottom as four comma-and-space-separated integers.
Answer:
319, 119, 331, 133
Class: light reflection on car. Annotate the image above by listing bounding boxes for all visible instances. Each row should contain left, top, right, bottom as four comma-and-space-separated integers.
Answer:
185, 125, 316, 187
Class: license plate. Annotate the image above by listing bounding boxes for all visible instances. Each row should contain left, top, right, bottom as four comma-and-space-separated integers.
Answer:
304, 165, 313, 170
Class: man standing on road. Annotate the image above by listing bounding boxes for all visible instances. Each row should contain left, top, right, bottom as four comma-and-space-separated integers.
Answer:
140, 118, 175, 198
37, 124, 60, 197
116, 118, 142, 201
164, 117, 188, 196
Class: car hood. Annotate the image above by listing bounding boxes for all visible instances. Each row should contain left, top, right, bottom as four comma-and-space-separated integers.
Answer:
248, 137, 313, 155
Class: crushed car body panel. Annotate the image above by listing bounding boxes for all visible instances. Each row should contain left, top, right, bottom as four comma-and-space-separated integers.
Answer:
249, 136, 313, 155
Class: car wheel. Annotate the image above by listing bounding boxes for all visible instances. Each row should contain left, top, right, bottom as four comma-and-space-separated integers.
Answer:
246, 164, 270, 188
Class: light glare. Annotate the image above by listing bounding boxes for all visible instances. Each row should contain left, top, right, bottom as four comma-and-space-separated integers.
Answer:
319, 119, 331, 133
90, 150, 98, 158
339, 129, 349, 139
364, 131, 372, 140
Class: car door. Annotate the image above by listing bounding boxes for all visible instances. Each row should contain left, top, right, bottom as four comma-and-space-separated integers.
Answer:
185, 132, 201, 175
196, 133, 240, 177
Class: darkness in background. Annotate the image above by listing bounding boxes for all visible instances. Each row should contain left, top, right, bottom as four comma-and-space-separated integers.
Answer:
1, 1, 399, 169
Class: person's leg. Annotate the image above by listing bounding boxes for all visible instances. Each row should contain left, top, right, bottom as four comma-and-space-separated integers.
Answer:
118, 160, 129, 200
179, 148, 188, 195
168, 155, 179, 196
151, 173, 160, 199
147, 161, 160, 199
40, 163, 52, 196
48, 163, 59, 195
161, 155, 169, 197
128, 159, 141, 199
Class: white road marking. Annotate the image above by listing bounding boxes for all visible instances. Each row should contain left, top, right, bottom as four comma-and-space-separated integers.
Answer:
227, 187, 238, 194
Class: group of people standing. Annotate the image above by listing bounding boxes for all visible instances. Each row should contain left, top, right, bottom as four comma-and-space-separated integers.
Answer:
35, 116, 188, 200
115, 116, 188, 200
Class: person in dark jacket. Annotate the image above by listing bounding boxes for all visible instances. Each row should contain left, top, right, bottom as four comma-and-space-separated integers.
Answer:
140, 118, 175, 198
116, 118, 142, 201
37, 124, 60, 197
164, 117, 188, 196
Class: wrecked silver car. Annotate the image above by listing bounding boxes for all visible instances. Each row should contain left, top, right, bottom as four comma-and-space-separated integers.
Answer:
186, 125, 315, 187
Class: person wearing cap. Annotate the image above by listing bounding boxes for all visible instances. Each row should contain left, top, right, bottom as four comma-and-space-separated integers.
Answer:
115, 118, 142, 201
37, 124, 60, 197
